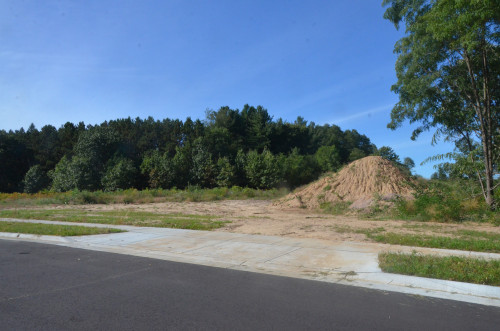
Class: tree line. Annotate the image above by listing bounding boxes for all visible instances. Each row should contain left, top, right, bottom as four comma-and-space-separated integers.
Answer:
1, 104, 403, 193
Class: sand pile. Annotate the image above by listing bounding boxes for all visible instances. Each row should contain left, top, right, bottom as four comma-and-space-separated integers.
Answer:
276, 156, 416, 210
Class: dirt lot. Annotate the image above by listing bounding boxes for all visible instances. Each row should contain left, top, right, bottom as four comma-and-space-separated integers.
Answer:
45, 199, 500, 242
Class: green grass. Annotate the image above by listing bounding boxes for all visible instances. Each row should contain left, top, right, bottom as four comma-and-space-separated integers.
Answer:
393, 179, 500, 224
332, 224, 500, 253
0, 187, 288, 207
400, 223, 444, 231
330, 225, 357, 234
367, 231, 500, 253
379, 252, 500, 286
0, 220, 124, 236
0, 209, 228, 230
319, 201, 352, 215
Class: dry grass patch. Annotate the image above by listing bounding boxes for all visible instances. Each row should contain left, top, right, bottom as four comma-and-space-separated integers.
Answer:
0, 220, 124, 236
0, 209, 228, 230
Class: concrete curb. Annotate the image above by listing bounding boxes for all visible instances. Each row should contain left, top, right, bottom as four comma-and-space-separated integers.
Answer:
0, 232, 70, 243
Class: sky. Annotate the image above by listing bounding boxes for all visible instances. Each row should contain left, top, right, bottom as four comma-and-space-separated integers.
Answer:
0, 0, 455, 177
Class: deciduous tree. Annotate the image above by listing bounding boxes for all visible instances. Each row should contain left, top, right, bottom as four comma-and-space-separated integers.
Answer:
383, 0, 500, 208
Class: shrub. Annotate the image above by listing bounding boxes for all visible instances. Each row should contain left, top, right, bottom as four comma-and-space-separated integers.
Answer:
395, 179, 493, 222
50, 156, 77, 192
245, 149, 282, 189
190, 141, 216, 188
216, 157, 236, 187
23, 165, 50, 193
101, 158, 137, 191
284, 148, 321, 188
140, 151, 175, 189
315, 145, 341, 172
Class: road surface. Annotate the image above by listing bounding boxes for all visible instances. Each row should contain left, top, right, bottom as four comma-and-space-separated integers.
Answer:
1, 240, 499, 330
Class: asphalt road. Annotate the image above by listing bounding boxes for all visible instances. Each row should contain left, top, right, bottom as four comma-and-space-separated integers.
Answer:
1, 240, 499, 330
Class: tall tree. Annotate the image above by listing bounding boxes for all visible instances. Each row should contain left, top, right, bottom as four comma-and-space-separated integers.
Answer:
0, 132, 32, 192
383, 0, 500, 208
241, 105, 272, 152
376, 146, 401, 163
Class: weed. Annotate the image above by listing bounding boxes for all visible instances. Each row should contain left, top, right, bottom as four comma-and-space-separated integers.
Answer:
401, 223, 444, 231
0, 209, 229, 230
122, 196, 134, 204
394, 180, 497, 223
368, 232, 500, 253
331, 225, 355, 233
0, 187, 288, 208
333, 223, 500, 253
320, 201, 351, 215
379, 252, 500, 286
0, 220, 124, 236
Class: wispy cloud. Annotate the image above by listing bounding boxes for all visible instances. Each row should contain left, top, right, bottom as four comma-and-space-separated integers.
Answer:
330, 104, 393, 124
273, 76, 369, 117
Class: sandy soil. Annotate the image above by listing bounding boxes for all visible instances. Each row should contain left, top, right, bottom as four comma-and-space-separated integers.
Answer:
43, 200, 500, 242
275, 156, 416, 210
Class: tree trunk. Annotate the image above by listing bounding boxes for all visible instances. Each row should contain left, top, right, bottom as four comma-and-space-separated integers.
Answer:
464, 50, 496, 209
481, 133, 495, 209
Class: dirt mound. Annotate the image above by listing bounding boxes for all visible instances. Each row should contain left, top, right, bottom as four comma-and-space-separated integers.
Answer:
275, 156, 416, 210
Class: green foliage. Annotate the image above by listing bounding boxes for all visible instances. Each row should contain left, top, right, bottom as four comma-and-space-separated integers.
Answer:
283, 148, 321, 188
343, 129, 374, 162
0, 209, 227, 231
74, 127, 116, 160
71, 156, 102, 191
72, 126, 119, 190
427, 144, 485, 180
140, 151, 172, 189
50, 156, 78, 192
0, 187, 288, 207
431, 163, 451, 180
375, 146, 400, 163
397, 185, 463, 222
402, 157, 415, 171
1, 105, 383, 193
319, 201, 352, 215
348, 148, 366, 162
101, 157, 138, 191
233, 149, 247, 187
0, 131, 32, 192
379, 252, 500, 286
0, 221, 124, 236
369, 232, 500, 253
395, 179, 496, 223
190, 140, 217, 188
383, 0, 500, 207
242, 104, 272, 151
23, 165, 50, 193
216, 157, 236, 187
171, 145, 192, 188
315, 145, 341, 172
245, 149, 282, 189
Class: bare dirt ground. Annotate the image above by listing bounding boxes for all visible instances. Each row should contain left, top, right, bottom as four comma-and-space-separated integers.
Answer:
44, 200, 500, 241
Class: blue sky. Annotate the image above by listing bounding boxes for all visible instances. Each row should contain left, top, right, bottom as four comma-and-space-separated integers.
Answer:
0, 0, 454, 177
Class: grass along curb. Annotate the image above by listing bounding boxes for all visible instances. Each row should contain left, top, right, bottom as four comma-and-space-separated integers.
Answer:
332, 225, 500, 253
378, 252, 500, 286
367, 231, 500, 253
0, 209, 229, 230
0, 220, 125, 236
